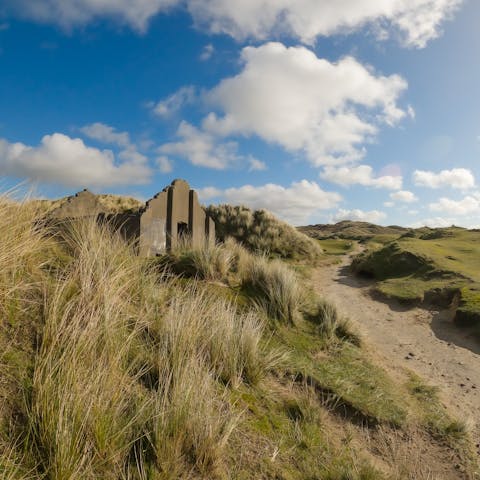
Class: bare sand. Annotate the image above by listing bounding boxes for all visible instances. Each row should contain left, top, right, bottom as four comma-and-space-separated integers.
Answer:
312, 251, 480, 447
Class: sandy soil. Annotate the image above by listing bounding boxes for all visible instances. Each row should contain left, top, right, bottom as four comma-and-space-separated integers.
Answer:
312, 251, 480, 448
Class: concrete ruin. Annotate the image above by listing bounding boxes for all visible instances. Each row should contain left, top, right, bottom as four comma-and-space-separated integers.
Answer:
50, 189, 104, 219
50, 179, 216, 256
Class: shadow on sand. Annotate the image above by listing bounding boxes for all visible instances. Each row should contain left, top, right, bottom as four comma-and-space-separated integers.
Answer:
334, 264, 415, 313
430, 309, 480, 355
335, 259, 480, 355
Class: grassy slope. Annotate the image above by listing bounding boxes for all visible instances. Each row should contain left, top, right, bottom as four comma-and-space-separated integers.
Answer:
298, 221, 407, 241
352, 228, 480, 330
207, 204, 323, 260
0, 199, 478, 479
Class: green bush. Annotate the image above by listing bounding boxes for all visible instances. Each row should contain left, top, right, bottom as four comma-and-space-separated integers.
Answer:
206, 204, 322, 260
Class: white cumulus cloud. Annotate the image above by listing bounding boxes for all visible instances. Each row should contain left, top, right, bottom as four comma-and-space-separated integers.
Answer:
156, 156, 173, 173
187, 0, 462, 48
411, 216, 480, 228
3, 0, 179, 32
3, 0, 461, 48
151, 86, 197, 117
429, 195, 479, 215
248, 157, 267, 172
413, 168, 475, 189
199, 180, 341, 225
80, 122, 132, 148
331, 208, 387, 224
200, 43, 215, 61
320, 164, 402, 189
0, 133, 152, 187
390, 190, 418, 203
159, 121, 244, 170
203, 42, 407, 167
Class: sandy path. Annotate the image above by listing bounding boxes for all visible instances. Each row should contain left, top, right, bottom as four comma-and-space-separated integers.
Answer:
312, 251, 480, 445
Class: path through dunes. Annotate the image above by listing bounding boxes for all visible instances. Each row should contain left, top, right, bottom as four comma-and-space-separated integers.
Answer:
312, 252, 480, 448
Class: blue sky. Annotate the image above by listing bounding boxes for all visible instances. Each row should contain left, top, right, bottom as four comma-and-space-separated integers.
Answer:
0, 0, 479, 226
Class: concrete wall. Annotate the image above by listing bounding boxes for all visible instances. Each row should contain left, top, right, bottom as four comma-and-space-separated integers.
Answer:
166, 179, 190, 250
206, 216, 216, 248
49, 180, 216, 257
140, 179, 216, 254
50, 189, 103, 219
139, 190, 168, 256
189, 189, 206, 249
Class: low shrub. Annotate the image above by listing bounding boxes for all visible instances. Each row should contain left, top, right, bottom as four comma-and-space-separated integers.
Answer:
206, 204, 322, 260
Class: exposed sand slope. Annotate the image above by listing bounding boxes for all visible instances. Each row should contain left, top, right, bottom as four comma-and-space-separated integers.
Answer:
312, 251, 480, 448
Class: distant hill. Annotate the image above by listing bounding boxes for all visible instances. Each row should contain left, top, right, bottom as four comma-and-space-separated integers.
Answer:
298, 220, 408, 240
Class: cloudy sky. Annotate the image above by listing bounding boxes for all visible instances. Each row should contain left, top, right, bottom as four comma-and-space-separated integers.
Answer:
0, 0, 479, 227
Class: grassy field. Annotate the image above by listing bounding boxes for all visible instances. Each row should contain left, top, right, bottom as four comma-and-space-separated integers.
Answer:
0, 197, 477, 479
316, 238, 355, 255
352, 227, 480, 330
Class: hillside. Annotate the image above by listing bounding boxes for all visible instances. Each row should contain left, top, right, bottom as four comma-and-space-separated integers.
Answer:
1, 196, 478, 479
298, 220, 408, 240
352, 227, 480, 333
207, 204, 323, 260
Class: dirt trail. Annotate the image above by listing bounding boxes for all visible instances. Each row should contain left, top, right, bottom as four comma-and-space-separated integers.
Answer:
312, 251, 480, 445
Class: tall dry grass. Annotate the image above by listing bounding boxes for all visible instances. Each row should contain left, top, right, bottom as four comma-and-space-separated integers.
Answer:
163, 236, 305, 327
242, 256, 303, 325
308, 298, 361, 346
0, 202, 281, 479
163, 240, 235, 282
206, 204, 322, 260
29, 220, 149, 479
0, 192, 56, 476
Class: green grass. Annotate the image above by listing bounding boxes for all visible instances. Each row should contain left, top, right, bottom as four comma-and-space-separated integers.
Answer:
275, 322, 407, 427
406, 373, 468, 443
0, 196, 478, 479
353, 228, 480, 328
227, 383, 387, 480
317, 239, 355, 255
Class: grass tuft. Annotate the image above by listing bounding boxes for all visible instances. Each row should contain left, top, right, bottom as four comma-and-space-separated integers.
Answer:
242, 257, 302, 325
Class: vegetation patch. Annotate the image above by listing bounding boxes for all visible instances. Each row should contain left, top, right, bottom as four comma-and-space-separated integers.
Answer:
207, 204, 322, 260
298, 220, 407, 241
352, 227, 480, 326
0, 195, 477, 479
316, 238, 355, 255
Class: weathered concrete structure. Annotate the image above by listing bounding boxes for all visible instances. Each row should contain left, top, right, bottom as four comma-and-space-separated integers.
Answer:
49, 180, 215, 256
139, 179, 215, 256
50, 189, 104, 219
